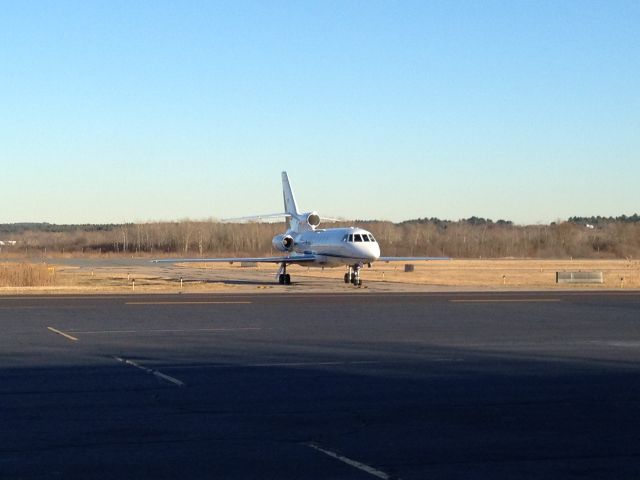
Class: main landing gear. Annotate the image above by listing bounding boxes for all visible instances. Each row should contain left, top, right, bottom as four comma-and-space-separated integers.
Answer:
344, 264, 363, 287
278, 263, 291, 285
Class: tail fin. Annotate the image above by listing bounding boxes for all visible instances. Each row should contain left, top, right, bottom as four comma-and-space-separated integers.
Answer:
281, 171, 299, 216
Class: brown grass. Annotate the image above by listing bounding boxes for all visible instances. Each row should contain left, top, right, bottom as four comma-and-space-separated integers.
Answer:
308, 259, 640, 288
1, 259, 638, 294
180, 258, 640, 289
0, 263, 234, 294
0, 263, 57, 287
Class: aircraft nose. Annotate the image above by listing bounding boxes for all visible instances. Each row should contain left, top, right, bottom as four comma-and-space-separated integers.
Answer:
355, 241, 379, 261
369, 241, 380, 260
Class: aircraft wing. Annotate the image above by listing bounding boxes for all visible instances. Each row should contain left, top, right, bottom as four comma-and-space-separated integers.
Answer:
221, 213, 290, 223
152, 254, 317, 265
377, 256, 451, 262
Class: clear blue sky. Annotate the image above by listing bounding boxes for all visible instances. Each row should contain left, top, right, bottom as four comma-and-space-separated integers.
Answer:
1, 0, 638, 225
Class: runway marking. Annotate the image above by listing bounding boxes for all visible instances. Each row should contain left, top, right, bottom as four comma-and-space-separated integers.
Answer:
450, 298, 562, 303
69, 327, 262, 334
305, 442, 395, 479
47, 327, 79, 342
125, 301, 251, 305
248, 360, 380, 368
590, 341, 640, 348
162, 361, 381, 370
0, 306, 62, 310
113, 356, 185, 387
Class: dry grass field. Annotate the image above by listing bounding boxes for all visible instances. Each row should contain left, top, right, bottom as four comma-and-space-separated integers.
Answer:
0, 263, 230, 294
296, 259, 640, 289
215, 258, 639, 289
1, 258, 638, 294
172, 258, 640, 290
0, 263, 57, 288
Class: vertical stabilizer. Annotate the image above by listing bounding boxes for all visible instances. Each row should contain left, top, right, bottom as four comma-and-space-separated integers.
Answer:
281, 171, 299, 215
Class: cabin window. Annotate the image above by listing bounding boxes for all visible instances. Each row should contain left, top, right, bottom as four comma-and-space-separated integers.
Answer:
342, 234, 348, 242
368, 234, 376, 242
354, 234, 362, 242
348, 234, 353, 242
362, 234, 370, 242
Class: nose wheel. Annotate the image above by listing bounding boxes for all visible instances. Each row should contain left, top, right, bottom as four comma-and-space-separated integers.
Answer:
345, 265, 363, 287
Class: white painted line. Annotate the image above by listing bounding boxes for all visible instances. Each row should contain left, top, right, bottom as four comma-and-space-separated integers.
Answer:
450, 298, 561, 303
590, 341, 640, 348
125, 301, 251, 305
162, 361, 381, 370
248, 361, 380, 368
153, 371, 186, 387
47, 326, 79, 342
70, 327, 262, 334
0, 306, 57, 310
113, 356, 185, 387
305, 442, 395, 479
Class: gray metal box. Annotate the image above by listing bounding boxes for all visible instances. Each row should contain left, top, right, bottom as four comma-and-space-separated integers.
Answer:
556, 271, 603, 284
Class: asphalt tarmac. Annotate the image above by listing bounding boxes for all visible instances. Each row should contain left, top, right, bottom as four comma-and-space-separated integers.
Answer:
2, 291, 640, 479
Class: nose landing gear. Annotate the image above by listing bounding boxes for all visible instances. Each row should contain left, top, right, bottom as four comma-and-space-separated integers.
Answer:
344, 264, 363, 287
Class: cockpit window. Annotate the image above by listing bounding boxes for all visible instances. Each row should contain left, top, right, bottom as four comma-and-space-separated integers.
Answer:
345, 233, 376, 242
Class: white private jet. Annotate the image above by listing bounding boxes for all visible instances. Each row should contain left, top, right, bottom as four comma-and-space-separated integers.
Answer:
155, 172, 447, 286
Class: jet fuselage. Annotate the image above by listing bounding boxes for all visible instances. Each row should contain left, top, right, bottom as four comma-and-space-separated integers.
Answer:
286, 227, 380, 267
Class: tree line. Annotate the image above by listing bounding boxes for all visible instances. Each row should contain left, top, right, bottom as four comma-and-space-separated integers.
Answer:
1, 217, 639, 259
567, 214, 640, 225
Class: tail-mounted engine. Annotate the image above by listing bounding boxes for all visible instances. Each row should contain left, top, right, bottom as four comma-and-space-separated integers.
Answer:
305, 211, 321, 229
272, 234, 295, 252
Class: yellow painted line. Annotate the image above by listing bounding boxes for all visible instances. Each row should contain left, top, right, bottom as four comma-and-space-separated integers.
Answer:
450, 299, 561, 303
47, 326, 79, 342
125, 301, 252, 305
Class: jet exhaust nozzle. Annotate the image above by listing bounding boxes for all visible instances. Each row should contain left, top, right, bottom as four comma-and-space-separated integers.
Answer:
306, 212, 321, 228
272, 234, 295, 252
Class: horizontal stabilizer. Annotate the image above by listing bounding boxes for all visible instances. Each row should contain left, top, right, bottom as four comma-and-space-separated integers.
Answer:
221, 213, 291, 223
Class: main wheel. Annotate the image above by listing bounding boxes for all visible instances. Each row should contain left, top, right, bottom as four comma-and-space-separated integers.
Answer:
344, 273, 350, 284
278, 274, 285, 285
284, 274, 291, 285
